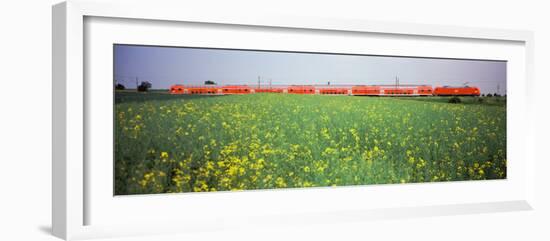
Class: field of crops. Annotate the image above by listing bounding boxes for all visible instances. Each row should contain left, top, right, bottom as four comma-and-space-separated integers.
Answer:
114, 92, 506, 195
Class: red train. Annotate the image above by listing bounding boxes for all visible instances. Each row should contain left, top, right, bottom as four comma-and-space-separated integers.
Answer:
170, 84, 480, 96
221, 85, 250, 94
254, 88, 285, 93
288, 85, 315, 94
319, 87, 349, 95
433, 86, 480, 96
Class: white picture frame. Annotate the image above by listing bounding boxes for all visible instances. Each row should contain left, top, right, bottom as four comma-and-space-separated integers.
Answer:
52, 0, 536, 240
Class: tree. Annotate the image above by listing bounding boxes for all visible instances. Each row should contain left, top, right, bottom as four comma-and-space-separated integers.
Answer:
115, 83, 125, 90
204, 80, 216, 85
137, 81, 152, 92
487, 93, 493, 97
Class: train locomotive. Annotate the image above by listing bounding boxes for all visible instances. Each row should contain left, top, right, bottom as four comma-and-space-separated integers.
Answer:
170, 84, 480, 97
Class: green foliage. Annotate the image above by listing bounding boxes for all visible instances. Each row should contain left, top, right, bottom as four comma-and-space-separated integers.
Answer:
115, 93, 507, 195
137, 81, 152, 92
115, 83, 125, 90
448, 96, 462, 103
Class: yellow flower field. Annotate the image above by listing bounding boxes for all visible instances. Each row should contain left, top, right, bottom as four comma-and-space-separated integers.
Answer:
114, 92, 506, 195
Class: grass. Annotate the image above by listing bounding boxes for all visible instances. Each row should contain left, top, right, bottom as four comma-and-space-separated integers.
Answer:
114, 92, 506, 195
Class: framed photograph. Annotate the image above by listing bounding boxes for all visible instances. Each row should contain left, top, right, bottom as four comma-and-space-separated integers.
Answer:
53, 0, 535, 240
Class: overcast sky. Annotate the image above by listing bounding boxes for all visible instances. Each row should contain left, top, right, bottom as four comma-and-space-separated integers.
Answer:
114, 44, 506, 94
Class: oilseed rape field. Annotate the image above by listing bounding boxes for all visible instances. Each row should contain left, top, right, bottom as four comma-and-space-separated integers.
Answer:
114, 92, 506, 195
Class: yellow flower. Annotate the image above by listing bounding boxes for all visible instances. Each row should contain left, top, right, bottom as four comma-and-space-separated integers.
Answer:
160, 152, 169, 159
206, 161, 215, 170
228, 166, 239, 176
275, 177, 287, 188
453, 142, 460, 149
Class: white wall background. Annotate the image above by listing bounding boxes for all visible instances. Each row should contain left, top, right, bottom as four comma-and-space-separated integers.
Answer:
0, 0, 548, 240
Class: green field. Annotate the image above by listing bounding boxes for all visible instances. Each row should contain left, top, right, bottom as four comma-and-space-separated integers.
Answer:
114, 92, 506, 195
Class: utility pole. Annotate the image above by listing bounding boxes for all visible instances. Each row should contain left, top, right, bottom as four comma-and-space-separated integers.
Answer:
270, 79, 272, 89
497, 83, 500, 96
135, 76, 138, 90
395, 76, 399, 89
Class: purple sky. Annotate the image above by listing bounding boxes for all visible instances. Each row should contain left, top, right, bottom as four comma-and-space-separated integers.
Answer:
114, 44, 507, 94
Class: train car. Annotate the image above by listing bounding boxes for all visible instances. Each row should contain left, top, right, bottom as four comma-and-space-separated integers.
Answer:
269, 88, 285, 93
288, 85, 315, 94
254, 88, 285, 93
381, 87, 415, 96
222, 85, 251, 94
417, 85, 433, 96
319, 87, 348, 95
351, 85, 433, 96
187, 86, 219, 95
351, 85, 381, 96
169, 85, 185, 94
433, 86, 480, 96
